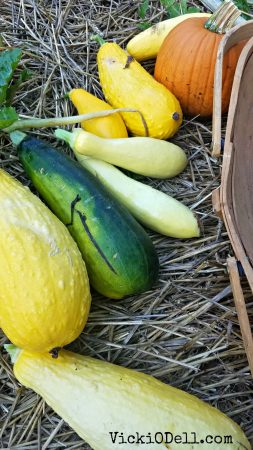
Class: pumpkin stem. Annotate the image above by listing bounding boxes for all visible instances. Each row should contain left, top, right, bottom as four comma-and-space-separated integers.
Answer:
205, 0, 241, 34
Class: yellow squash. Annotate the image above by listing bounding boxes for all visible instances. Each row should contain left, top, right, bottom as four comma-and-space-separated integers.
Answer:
10, 347, 250, 450
55, 128, 187, 178
97, 42, 182, 139
74, 156, 200, 238
69, 88, 128, 138
0, 170, 91, 352
127, 13, 210, 61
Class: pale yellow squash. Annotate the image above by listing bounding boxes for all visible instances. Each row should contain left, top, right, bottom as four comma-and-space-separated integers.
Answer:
10, 348, 250, 450
127, 13, 210, 61
97, 42, 182, 139
0, 170, 91, 352
74, 156, 200, 238
55, 128, 187, 178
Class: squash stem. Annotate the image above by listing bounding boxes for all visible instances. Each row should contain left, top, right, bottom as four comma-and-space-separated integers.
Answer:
205, 0, 241, 33
90, 34, 106, 46
9, 131, 27, 146
4, 344, 21, 364
3, 108, 149, 136
54, 129, 74, 147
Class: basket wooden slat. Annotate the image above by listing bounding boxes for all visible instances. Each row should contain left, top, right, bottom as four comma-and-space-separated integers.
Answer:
212, 20, 253, 157
212, 28, 253, 376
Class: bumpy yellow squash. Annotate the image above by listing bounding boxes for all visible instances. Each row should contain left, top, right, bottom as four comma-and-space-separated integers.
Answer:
69, 88, 128, 138
126, 13, 210, 61
9, 347, 250, 450
97, 42, 182, 139
0, 170, 91, 352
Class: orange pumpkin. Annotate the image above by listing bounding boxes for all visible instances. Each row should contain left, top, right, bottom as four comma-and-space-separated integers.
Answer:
154, 4, 247, 117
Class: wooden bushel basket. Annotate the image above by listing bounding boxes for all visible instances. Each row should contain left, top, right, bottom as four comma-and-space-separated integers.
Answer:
212, 21, 253, 376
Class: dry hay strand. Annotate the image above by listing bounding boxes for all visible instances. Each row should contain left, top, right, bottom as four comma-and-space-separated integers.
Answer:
0, 1, 253, 449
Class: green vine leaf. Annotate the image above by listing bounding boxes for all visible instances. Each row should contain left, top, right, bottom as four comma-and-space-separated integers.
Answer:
161, 0, 200, 18
6, 69, 32, 106
0, 48, 22, 105
234, 0, 252, 19
138, 21, 152, 30
0, 106, 19, 129
187, 5, 202, 13
139, 0, 149, 19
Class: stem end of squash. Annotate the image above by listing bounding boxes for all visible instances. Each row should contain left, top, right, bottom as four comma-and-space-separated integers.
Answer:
4, 344, 21, 364
54, 128, 74, 148
90, 34, 106, 46
9, 131, 27, 147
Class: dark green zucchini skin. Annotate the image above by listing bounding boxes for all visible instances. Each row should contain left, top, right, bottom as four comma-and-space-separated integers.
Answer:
17, 136, 159, 299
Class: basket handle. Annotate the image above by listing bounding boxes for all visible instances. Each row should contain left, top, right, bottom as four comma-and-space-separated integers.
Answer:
227, 257, 253, 377
212, 20, 253, 157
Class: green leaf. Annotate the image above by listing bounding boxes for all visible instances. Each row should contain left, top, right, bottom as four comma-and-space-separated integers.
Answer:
0, 48, 22, 105
179, 0, 187, 14
167, 3, 181, 17
160, 0, 174, 9
138, 21, 152, 30
234, 0, 251, 12
187, 5, 201, 12
6, 69, 32, 106
0, 106, 19, 129
139, 0, 149, 19
234, 0, 252, 19
161, 0, 179, 17
161, 0, 201, 17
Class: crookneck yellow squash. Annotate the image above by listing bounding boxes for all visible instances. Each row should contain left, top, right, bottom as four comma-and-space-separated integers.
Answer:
97, 41, 182, 139
69, 88, 128, 138
8, 347, 251, 450
0, 169, 91, 352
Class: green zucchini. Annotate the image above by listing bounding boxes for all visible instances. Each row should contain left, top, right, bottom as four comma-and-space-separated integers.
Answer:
13, 133, 159, 299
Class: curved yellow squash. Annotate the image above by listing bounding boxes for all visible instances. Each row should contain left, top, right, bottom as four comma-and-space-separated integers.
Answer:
97, 42, 182, 139
127, 13, 210, 61
12, 348, 250, 450
0, 170, 91, 352
69, 88, 128, 138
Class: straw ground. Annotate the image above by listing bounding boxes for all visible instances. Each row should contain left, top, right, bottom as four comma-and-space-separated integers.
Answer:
0, 1, 252, 449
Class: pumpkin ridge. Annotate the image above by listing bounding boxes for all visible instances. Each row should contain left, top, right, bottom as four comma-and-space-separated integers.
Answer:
185, 24, 210, 115
166, 26, 190, 98
176, 23, 200, 112
201, 32, 221, 116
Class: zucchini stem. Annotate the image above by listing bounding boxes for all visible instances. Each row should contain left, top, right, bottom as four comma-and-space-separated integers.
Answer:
4, 344, 21, 363
3, 108, 149, 136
